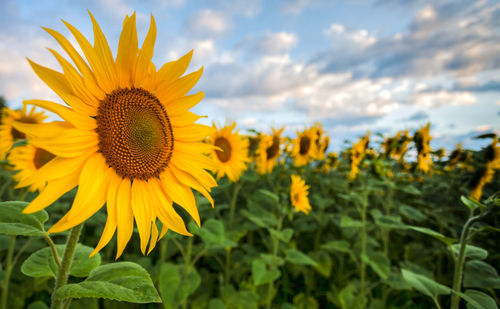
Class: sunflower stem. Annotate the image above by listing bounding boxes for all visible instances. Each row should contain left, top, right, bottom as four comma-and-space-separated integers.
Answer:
266, 207, 283, 309
225, 182, 242, 284
45, 235, 61, 268
51, 224, 83, 309
360, 190, 368, 300
1, 236, 16, 309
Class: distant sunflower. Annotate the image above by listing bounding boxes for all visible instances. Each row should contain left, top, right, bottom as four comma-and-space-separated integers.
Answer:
349, 133, 370, 179
209, 122, 249, 182
256, 127, 284, 174
470, 136, 500, 201
290, 175, 311, 215
414, 123, 432, 173
292, 128, 317, 167
13, 12, 217, 258
0, 106, 47, 159
311, 124, 329, 160
8, 144, 56, 192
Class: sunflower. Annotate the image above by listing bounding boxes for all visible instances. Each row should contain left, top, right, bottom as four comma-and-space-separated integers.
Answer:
311, 124, 329, 160
292, 128, 317, 167
349, 133, 370, 179
470, 136, 500, 201
290, 175, 311, 215
208, 122, 249, 182
256, 127, 284, 174
0, 106, 47, 159
414, 123, 433, 173
8, 144, 56, 192
12, 12, 218, 258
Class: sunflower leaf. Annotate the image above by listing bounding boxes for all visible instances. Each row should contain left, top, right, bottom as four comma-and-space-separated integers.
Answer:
0, 201, 48, 237
54, 262, 161, 303
159, 262, 201, 309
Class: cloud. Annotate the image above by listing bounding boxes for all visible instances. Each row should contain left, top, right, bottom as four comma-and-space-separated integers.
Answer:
406, 111, 429, 121
187, 9, 230, 37
281, 0, 312, 15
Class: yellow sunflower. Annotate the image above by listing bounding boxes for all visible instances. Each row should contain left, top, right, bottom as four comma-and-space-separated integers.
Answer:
470, 136, 500, 201
414, 123, 432, 173
0, 106, 47, 159
256, 127, 284, 174
208, 122, 249, 182
311, 124, 329, 160
8, 144, 56, 192
290, 175, 311, 215
292, 128, 317, 167
12, 12, 218, 258
349, 133, 370, 179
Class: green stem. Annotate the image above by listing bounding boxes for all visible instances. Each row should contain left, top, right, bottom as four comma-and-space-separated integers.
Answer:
182, 237, 193, 309
45, 235, 61, 268
266, 213, 283, 309
1, 236, 16, 309
360, 192, 368, 298
450, 214, 482, 309
225, 182, 242, 284
51, 224, 83, 309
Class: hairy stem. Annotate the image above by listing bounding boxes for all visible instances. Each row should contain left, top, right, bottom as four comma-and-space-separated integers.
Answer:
51, 224, 83, 309
45, 235, 61, 267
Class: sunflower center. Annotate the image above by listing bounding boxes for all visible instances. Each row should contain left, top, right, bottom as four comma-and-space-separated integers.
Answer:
214, 137, 232, 162
96, 88, 174, 180
299, 136, 311, 155
33, 148, 55, 169
266, 136, 280, 160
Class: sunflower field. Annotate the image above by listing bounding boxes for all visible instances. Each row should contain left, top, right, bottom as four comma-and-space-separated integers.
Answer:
0, 12, 500, 309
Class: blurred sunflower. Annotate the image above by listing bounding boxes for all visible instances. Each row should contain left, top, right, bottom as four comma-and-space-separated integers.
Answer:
414, 123, 432, 173
349, 133, 370, 179
209, 122, 249, 182
12, 12, 218, 258
256, 127, 284, 174
8, 144, 55, 192
0, 106, 47, 159
292, 128, 317, 167
290, 175, 311, 215
470, 136, 500, 201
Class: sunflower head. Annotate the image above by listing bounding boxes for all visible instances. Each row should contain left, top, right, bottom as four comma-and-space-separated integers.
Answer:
290, 175, 311, 215
349, 132, 370, 179
414, 123, 433, 173
12, 12, 218, 258
209, 122, 249, 182
255, 127, 284, 174
292, 128, 318, 167
8, 144, 56, 192
0, 105, 46, 159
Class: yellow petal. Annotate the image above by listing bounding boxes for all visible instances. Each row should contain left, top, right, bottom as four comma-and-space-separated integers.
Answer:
116, 178, 133, 259
160, 169, 200, 226
48, 154, 112, 233
147, 221, 159, 255
42, 27, 104, 99
173, 124, 214, 142
29, 129, 98, 158
134, 15, 156, 86
116, 13, 138, 88
24, 100, 96, 131
88, 11, 117, 89
157, 67, 203, 104
90, 172, 122, 257
156, 50, 193, 87
131, 180, 152, 255
169, 164, 214, 207
23, 172, 79, 214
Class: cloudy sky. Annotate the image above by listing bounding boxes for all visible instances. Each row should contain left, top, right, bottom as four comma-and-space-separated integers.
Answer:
0, 0, 499, 151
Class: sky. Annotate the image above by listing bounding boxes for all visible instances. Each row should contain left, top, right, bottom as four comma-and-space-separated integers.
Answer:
0, 0, 499, 152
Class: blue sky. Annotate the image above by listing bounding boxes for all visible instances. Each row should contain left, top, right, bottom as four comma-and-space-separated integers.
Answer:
0, 0, 499, 152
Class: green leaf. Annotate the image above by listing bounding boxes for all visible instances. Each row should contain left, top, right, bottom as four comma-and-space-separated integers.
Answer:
26, 301, 49, 309
269, 228, 293, 243
461, 196, 486, 211
371, 209, 407, 230
338, 281, 367, 309
197, 219, 237, 249
258, 189, 279, 203
340, 216, 363, 228
241, 209, 277, 228
322, 240, 351, 254
311, 251, 332, 278
55, 262, 161, 303
401, 268, 450, 299
260, 254, 285, 267
384, 271, 411, 290
209, 298, 227, 309
464, 290, 498, 309
220, 285, 258, 309
22, 244, 101, 278
464, 260, 500, 289
293, 293, 318, 309
450, 244, 488, 260
361, 251, 390, 280
397, 185, 421, 195
285, 249, 317, 266
252, 259, 281, 286
159, 263, 201, 309
399, 204, 426, 222
0, 201, 48, 236
408, 226, 456, 246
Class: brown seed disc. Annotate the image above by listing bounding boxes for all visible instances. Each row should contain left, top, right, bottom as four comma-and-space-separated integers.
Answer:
33, 148, 55, 169
299, 136, 310, 155
266, 136, 280, 160
96, 88, 174, 180
214, 137, 232, 162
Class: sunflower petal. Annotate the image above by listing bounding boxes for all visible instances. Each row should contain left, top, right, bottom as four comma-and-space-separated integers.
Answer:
116, 13, 138, 88
88, 11, 117, 89
147, 222, 159, 255
170, 164, 214, 207
24, 100, 96, 131
29, 129, 98, 158
157, 50, 193, 87
157, 67, 203, 104
116, 178, 133, 259
134, 15, 156, 86
160, 169, 200, 226
131, 180, 152, 255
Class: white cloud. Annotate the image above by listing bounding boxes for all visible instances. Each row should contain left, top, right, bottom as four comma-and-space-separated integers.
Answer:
188, 9, 229, 37
413, 91, 477, 108
325, 23, 376, 48
255, 32, 298, 54
281, 0, 312, 15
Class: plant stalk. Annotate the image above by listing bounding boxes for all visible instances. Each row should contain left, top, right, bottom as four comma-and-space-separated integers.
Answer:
360, 192, 368, 298
225, 182, 242, 284
51, 224, 83, 309
1, 236, 16, 309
